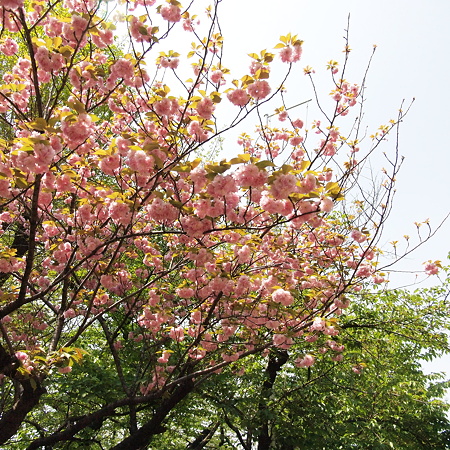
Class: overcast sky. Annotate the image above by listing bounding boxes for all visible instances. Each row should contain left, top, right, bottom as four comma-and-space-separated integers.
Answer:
215, 0, 450, 375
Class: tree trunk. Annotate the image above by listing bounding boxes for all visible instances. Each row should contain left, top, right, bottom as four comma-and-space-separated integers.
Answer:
111, 379, 194, 450
257, 350, 288, 450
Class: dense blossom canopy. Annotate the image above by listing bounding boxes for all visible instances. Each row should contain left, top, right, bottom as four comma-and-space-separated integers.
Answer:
0, 0, 440, 448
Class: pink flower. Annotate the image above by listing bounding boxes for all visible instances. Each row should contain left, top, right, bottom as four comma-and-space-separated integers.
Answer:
292, 44, 303, 62
295, 354, 315, 368
290, 136, 303, 146
350, 229, 367, 243
91, 29, 114, 48
271, 289, 294, 306
58, 366, 72, 374
169, 326, 185, 342
160, 4, 181, 22
160, 57, 179, 69
424, 261, 439, 275
1, 0, 24, 9
177, 287, 195, 298
299, 173, 316, 194
279, 46, 293, 63
157, 350, 171, 364
280, 44, 302, 63
320, 197, 333, 213
147, 197, 178, 224
234, 164, 268, 188
292, 119, 304, 129
153, 98, 174, 116
183, 18, 194, 32
310, 317, 325, 332
270, 173, 298, 199
44, 16, 64, 37
63, 308, 76, 319
227, 88, 249, 107
188, 121, 209, 142
237, 245, 251, 264
247, 80, 271, 100
210, 70, 223, 84
63, 14, 89, 43
15, 351, 28, 362
207, 174, 237, 197
278, 111, 288, 121
355, 265, 373, 278
196, 97, 215, 120
273, 334, 287, 347
108, 201, 132, 225
130, 16, 152, 43
99, 154, 120, 175
110, 58, 134, 83
0, 38, 18, 56
113, 340, 123, 350
61, 116, 92, 149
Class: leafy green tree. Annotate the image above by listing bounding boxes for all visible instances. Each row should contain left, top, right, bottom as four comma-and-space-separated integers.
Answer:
147, 273, 450, 449
0, 0, 443, 448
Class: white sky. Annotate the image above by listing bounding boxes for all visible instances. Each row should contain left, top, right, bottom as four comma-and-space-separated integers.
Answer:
216, 0, 450, 376
113, 0, 450, 381
218, 0, 450, 282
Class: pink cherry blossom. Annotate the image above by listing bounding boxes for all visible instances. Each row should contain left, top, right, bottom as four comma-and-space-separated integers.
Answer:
278, 111, 288, 121
176, 287, 195, 299
310, 317, 325, 332
279, 44, 302, 63
188, 121, 209, 142
290, 136, 303, 146
227, 88, 250, 107
0, 38, 18, 56
272, 289, 294, 306
160, 57, 179, 69
147, 197, 178, 224
237, 245, 252, 264
210, 70, 223, 84
320, 197, 334, 213
424, 261, 439, 275
207, 174, 237, 197
234, 164, 268, 188
169, 326, 185, 342
270, 173, 298, 199
247, 80, 271, 100
196, 97, 215, 120
15, 351, 28, 362
160, 5, 181, 22
295, 354, 315, 368
183, 18, 195, 32
61, 113, 93, 149
350, 229, 367, 243
279, 46, 293, 63
157, 350, 171, 364
130, 16, 152, 43
1, 0, 24, 9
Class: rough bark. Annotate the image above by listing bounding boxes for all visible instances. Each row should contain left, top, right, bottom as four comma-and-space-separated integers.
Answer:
256, 350, 288, 450
111, 379, 195, 450
0, 377, 46, 444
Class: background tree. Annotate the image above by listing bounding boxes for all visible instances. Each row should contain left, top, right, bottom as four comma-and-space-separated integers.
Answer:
0, 0, 442, 448
157, 273, 450, 449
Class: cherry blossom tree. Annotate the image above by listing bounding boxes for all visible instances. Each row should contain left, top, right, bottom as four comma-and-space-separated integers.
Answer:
166, 277, 450, 449
0, 0, 436, 448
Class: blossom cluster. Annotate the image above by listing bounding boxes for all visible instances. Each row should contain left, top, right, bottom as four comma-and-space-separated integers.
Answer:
0, 0, 402, 404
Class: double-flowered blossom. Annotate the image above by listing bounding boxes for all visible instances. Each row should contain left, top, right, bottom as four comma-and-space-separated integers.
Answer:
0, 3, 417, 443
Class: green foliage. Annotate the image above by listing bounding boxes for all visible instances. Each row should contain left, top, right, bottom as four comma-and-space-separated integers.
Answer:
148, 280, 450, 449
